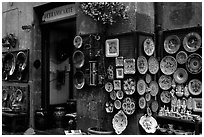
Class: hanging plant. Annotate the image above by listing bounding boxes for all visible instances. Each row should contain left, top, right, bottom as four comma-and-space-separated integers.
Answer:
80, 2, 128, 26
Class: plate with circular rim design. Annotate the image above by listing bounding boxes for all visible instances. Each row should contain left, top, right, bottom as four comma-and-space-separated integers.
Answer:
73, 35, 83, 48
122, 97, 135, 115
164, 35, 181, 54
114, 100, 122, 110
160, 91, 171, 103
110, 90, 117, 100
186, 53, 202, 74
139, 96, 146, 109
173, 68, 188, 84
183, 32, 201, 52
148, 56, 159, 74
158, 75, 172, 90
116, 90, 124, 100
149, 81, 159, 96
137, 56, 148, 74
143, 38, 155, 56
105, 82, 113, 92
160, 56, 177, 75
188, 79, 202, 96
137, 79, 147, 95
176, 51, 188, 64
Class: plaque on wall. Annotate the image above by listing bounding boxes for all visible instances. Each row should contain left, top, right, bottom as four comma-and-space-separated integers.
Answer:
124, 58, 135, 74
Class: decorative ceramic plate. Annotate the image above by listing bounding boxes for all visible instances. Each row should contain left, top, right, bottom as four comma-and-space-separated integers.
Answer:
183, 32, 201, 52
149, 81, 159, 96
114, 100, 122, 110
151, 100, 158, 113
137, 79, 147, 95
105, 101, 114, 113
2, 89, 8, 101
72, 50, 85, 68
186, 53, 202, 74
187, 97, 193, 110
73, 35, 83, 48
176, 51, 188, 64
16, 51, 27, 71
160, 91, 171, 103
123, 77, 136, 95
148, 56, 159, 74
73, 71, 85, 89
139, 96, 146, 109
173, 68, 188, 84
145, 73, 152, 84
143, 38, 155, 56
145, 93, 151, 102
112, 110, 128, 134
110, 90, 117, 101
139, 115, 158, 133
164, 35, 181, 54
188, 79, 202, 96
122, 97, 135, 115
124, 59, 135, 74
116, 90, 124, 100
3, 52, 15, 76
158, 75, 172, 90
15, 89, 23, 102
105, 82, 113, 92
160, 56, 177, 75
137, 56, 148, 74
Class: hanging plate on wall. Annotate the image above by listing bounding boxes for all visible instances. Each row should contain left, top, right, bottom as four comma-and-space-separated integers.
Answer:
110, 90, 117, 101
176, 51, 188, 64
145, 93, 151, 102
114, 100, 122, 110
160, 91, 171, 103
149, 81, 159, 96
173, 68, 188, 84
73, 50, 85, 68
145, 73, 152, 84
73, 35, 83, 48
143, 38, 155, 56
105, 101, 114, 113
139, 96, 146, 109
139, 114, 158, 133
164, 35, 181, 54
137, 56, 148, 74
112, 110, 128, 135
160, 56, 177, 75
122, 97, 135, 115
186, 53, 202, 74
137, 79, 147, 95
73, 71, 85, 89
148, 56, 159, 74
116, 90, 124, 100
105, 82, 113, 92
188, 79, 202, 96
158, 75, 172, 90
183, 32, 201, 52
151, 100, 158, 113
123, 77, 136, 95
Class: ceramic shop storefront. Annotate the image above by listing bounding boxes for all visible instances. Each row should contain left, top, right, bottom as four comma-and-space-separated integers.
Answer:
2, 2, 202, 135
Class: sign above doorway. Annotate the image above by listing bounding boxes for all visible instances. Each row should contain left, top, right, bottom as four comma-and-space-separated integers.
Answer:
42, 4, 76, 22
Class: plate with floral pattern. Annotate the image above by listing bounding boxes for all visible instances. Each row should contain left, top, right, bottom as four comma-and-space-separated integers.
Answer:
164, 35, 181, 54
183, 32, 201, 52
160, 56, 177, 75
123, 77, 136, 95
143, 38, 155, 56
158, 75, 172, 90
137, 79, 147, 95
148, 56, 159, 74
137, 56, 148, 74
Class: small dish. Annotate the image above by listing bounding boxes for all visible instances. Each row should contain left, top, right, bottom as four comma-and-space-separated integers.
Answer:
73, 35, 83, 48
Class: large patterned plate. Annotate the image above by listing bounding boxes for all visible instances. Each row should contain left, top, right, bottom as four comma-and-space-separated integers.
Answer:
164, 35, 181, 54
137, 79, 147, 95
112, 110, 128, 134
158, 75, 172, 90
176, 51, 188, 64
160, 56, 177, 75
73, 35, 83, 48
160, 91, 171, 103
123, 77, 136, 95
183, 32, 201, 52
186, 53, 202, 74
148, 56, 159, 74
122, 97, 135, 115
139, 96, 146, 109
105, 82, 113, 92
149, 81, 159, 96
137, 56, 148, 74
143, 38, 155, 56
188, 79, 202, 96
139, 115, 158, 133
173, 68, 188, 84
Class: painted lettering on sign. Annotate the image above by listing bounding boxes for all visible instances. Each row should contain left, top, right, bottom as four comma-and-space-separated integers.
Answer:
42, 4, 76, 22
